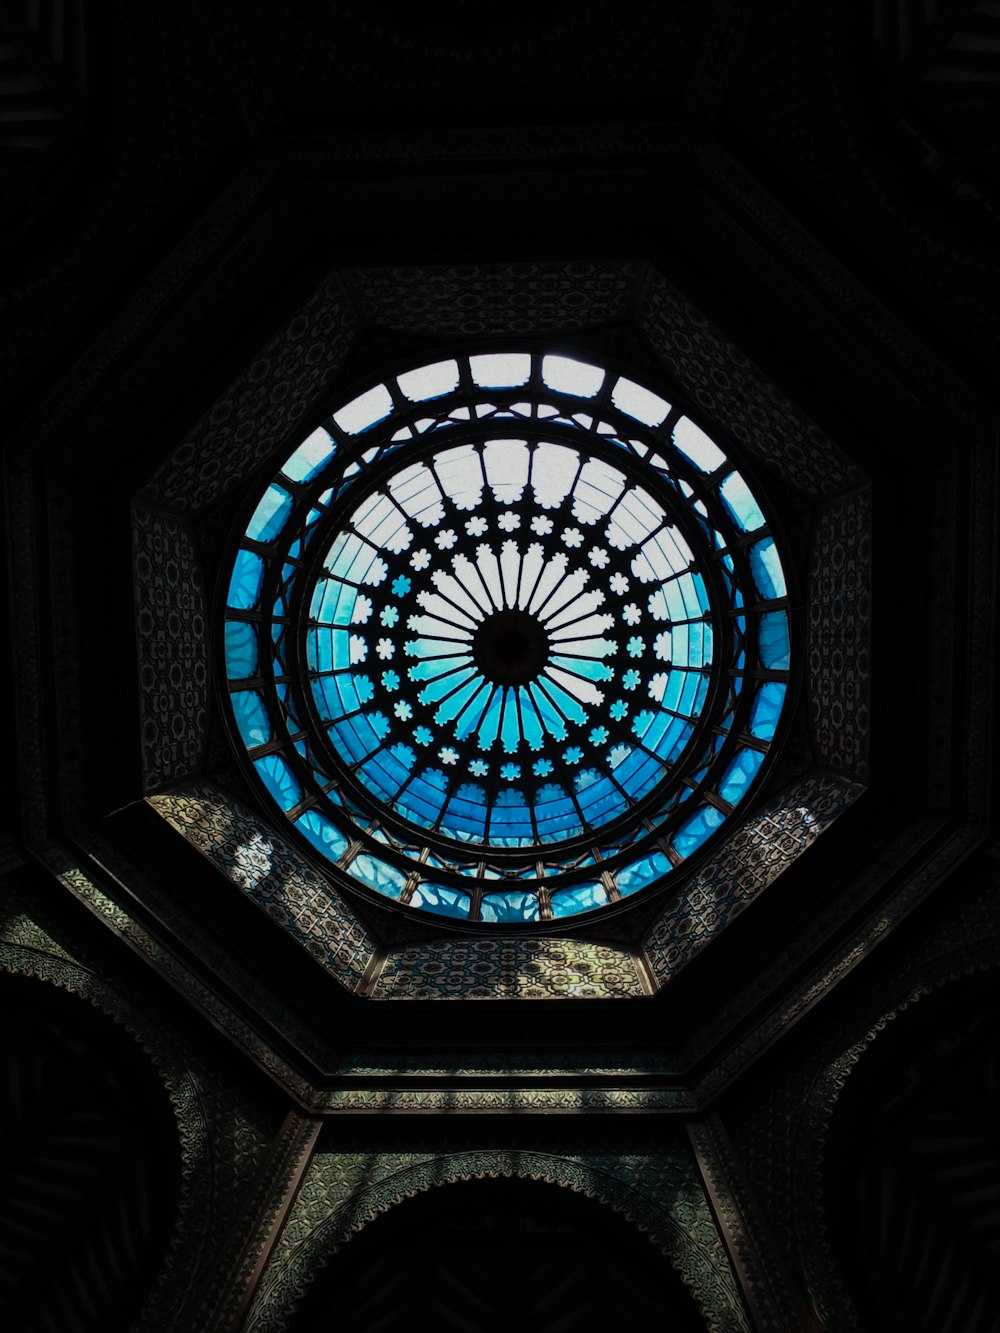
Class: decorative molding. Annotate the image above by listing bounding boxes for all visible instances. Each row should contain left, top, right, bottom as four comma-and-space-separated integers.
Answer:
344, 261, 644, 337
639, 270, 862, 498
689, 1114, 816, 1333
245, 1143, 750, 1333
808, 487, 871, 781
141, 271, 356, 511
793, 942, 1000, 1330
133, 505, 210, 790
149, 783, 377, 991
644, 773, 863, 986
0, 879, 283, 1333
371, 935, 647, 1000
192, 1112, 321, 1333
719, 867, 1000, 1326
314, 1087, 690, 1113
43, 840, 318, 1103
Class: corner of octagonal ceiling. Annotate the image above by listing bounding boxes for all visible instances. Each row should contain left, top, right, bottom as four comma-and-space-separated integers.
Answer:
124, 257, 876, 1010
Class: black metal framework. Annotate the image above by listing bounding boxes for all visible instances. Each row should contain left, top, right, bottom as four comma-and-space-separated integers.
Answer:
221, 347, 793, 924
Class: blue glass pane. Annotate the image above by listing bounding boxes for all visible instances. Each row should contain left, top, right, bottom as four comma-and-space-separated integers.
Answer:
225, 621, 258, 679
616, 851, 671, 897
749, 537, 786, 600
409, 883, 471, 918
225, 354, 787, 923
294, 809, 349, 863
232, 690, 271, 746
550, 882, 608, 917
228, 549, 265, 610
719, 471, 766, 533
348, 853, 406, 900
246, 484, 293, 544
717, 747, 765, 803
282, 428, 336, 483
672, 804, 726, 858
254, 754, 302, 812
480, 891, 541, 923
749, 680, 787, 740
759, 612, 790, 669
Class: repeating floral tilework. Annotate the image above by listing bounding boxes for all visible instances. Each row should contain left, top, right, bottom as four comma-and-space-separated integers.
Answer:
643, 774, 862, 985
248, 1140, 749, 1333
141, 272, 356, 512
149, 782, 376, 992
133, 505, 209, 792
809, 488, 872, 781
373, 936, 645, 999
640, 271, 861, 498
346, 261, 642, 336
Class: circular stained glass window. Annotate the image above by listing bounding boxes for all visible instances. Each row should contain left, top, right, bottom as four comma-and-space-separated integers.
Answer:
223, 350, 792, 924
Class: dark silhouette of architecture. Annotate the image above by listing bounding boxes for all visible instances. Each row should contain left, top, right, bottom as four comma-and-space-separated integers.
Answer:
2, 4, 998, 1330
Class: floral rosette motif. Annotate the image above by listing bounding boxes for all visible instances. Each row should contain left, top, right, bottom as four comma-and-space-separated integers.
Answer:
223, 351, 792, 922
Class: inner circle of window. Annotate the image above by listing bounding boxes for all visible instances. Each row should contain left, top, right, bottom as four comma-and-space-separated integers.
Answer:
223, 350, 792, 925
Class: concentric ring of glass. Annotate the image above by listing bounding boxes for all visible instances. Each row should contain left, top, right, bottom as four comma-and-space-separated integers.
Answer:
224, 351, 791, 923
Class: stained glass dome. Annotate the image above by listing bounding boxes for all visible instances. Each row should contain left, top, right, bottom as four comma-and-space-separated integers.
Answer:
223, 350, 792, 923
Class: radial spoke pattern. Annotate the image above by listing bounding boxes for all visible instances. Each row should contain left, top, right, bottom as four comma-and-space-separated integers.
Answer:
223, 351, 791, 921
307, 441, 710, 847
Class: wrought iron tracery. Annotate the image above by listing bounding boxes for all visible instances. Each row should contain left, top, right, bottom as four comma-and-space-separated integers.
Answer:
223, 349, 792, 923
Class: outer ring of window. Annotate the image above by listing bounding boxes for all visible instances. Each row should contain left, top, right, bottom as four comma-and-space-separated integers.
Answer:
217, 342, 798, 928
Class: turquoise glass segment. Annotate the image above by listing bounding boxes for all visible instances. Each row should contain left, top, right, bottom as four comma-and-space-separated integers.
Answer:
480, 891, 541, 923
247, 484, 293, 544
409, 883, 471, 918
254, 753, 302, 812
616, 851, 671, 897
749, 681, 787, 740
225, 621, 258, 679
672, 804, 726, 858
348, 852, 406, 899
282, 429, 335, 483
749, 537, 786, 600
718, 747, 765, 803
759, 612, 791, 670
225, 352, 793, 921
294, 809, 350, 863
228, 549, 265, 610
231, 689, 271, 746
550, 882, 609, 917
719, 471, 765, 533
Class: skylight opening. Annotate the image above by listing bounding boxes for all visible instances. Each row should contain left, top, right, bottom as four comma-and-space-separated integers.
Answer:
223, 349, 792, 923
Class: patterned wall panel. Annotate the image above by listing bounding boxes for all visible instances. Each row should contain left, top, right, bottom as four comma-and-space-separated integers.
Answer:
808, 487, 872, 780
0, 878, 284, 1333
345, 261, 643, 336
372, 935, 646, 1000
643, 773, 863, 987
723, 865, 1000, 1329
246, 1139, 749, 1333
639, 271, 861, 498
141, 272, 356, 512
133, 505, 209, 792
149, 782, 377, 992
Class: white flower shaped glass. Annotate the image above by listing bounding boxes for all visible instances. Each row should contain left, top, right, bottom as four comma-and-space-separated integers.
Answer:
224, 351, 791, 923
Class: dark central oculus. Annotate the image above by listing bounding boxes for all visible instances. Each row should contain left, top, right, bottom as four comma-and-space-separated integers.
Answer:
473, 611, 550, 686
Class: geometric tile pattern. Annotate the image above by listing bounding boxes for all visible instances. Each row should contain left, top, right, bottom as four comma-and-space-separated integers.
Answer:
809, 487, 872, 781
640, 271, 862, 498
133, 505, 209, 792
345, 261, 643, 336
140, 272, 356, 512
643, 774, 863, 985
372, 936, 646, 999
149, 782, 376, 992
